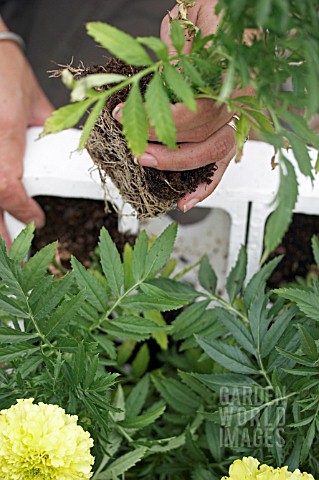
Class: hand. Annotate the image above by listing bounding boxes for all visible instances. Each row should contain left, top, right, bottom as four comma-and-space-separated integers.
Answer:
0, 20, 54, 245
113, 0, 252, 212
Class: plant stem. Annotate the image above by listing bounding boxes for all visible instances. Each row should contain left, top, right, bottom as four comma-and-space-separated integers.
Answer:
209, 294, 249, 324
27, 308, 55, 350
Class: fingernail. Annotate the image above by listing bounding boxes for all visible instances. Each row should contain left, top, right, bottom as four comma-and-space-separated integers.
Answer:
138, 153, 157, 168
112, 104, 122, 120
183, 198, 199, 213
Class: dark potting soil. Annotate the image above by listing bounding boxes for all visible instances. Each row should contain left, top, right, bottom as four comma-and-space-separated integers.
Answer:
30, 196, 136, 270
31, 197, 319, 288
267, 213, 319, 288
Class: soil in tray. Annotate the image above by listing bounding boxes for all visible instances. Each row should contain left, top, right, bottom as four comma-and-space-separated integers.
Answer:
31, 198, 319, 287
30, 196, 136, 270
267, 213, 319, 288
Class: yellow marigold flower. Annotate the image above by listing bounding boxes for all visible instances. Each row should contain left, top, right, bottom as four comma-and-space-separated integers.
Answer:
222, 457, 315, 480
0, 398, 94, 480
221, 457, 260, 479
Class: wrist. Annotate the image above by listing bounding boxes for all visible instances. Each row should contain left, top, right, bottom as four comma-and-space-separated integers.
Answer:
0, 15, 25, 52
0, 31, 25, 52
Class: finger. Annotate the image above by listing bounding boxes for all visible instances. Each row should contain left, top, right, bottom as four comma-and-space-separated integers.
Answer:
0, 176, 45, 228
157, 100, 229, 137
177, 152, 233, 212
160, 1, 220, 56
0, 210, 12, 247
160, 6, 194, 56
113, 99, 232, 144
138, 124, 237, 171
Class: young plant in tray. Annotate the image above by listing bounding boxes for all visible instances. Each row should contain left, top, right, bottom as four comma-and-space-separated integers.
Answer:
42, 0, 319, 259
0, 223, 319, 477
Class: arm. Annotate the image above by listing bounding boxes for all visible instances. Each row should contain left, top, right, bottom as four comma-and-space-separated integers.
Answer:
0, 16, 53, 244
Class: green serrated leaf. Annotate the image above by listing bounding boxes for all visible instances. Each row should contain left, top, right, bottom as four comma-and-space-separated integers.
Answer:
261, 306, 297, 358
300, 421, 316, 463
217, 307, 255, 356
147, 277, 200, 301
276, 347, 314, 367
162, 63, 196, 111
120, 401, 165, 430
22, 242, 57, 291
298, 325, 318, 360
126, 374, 150, 418
121, 290, 187, 312
178, 370, 211, 399
172, 300, 211, 341
185, 429, 206, 463
205, 421, 222, 463
233, 114, 249, 152
246, 109, 275, 134
180, 57, 205, 87
97, 447, 147, 479
274, 287, 319, 322
226, 245, 247, 304
244, 255, 283, 309
144, 223, 177, 279
219, 62, 235, 102
262, 155, 298, 261
33, 272, 75, 319
122, 81, 148, 156
137, 36, 169, 60
132, 230, 148, 283
87, 22, 152, 66
278, 108, 319, 149
151, 375, 200, 414
41, 98, 95, 136
8, 223, 34, 263
170, 20, 185, 54
72, 343, 86, 385
286, 132, 314, 178
145, 72, 176, 149
248, 289, 271, 352
0, 344, 39, 362
99, 227, 124, 297
195, 335, 258, 374
198, 255, 217, 294
93, 334, 116, 360
0, 326, 38, 344
79, 94, 109, 150
0, 292, 29, 318
0, 237, 25, 299
192, 373, 258, 393
71, 73, 126, 102
44, 291, 87, 339
104, 315, 164, 341
71, 256, 108, 311
180, 310, 226, 351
